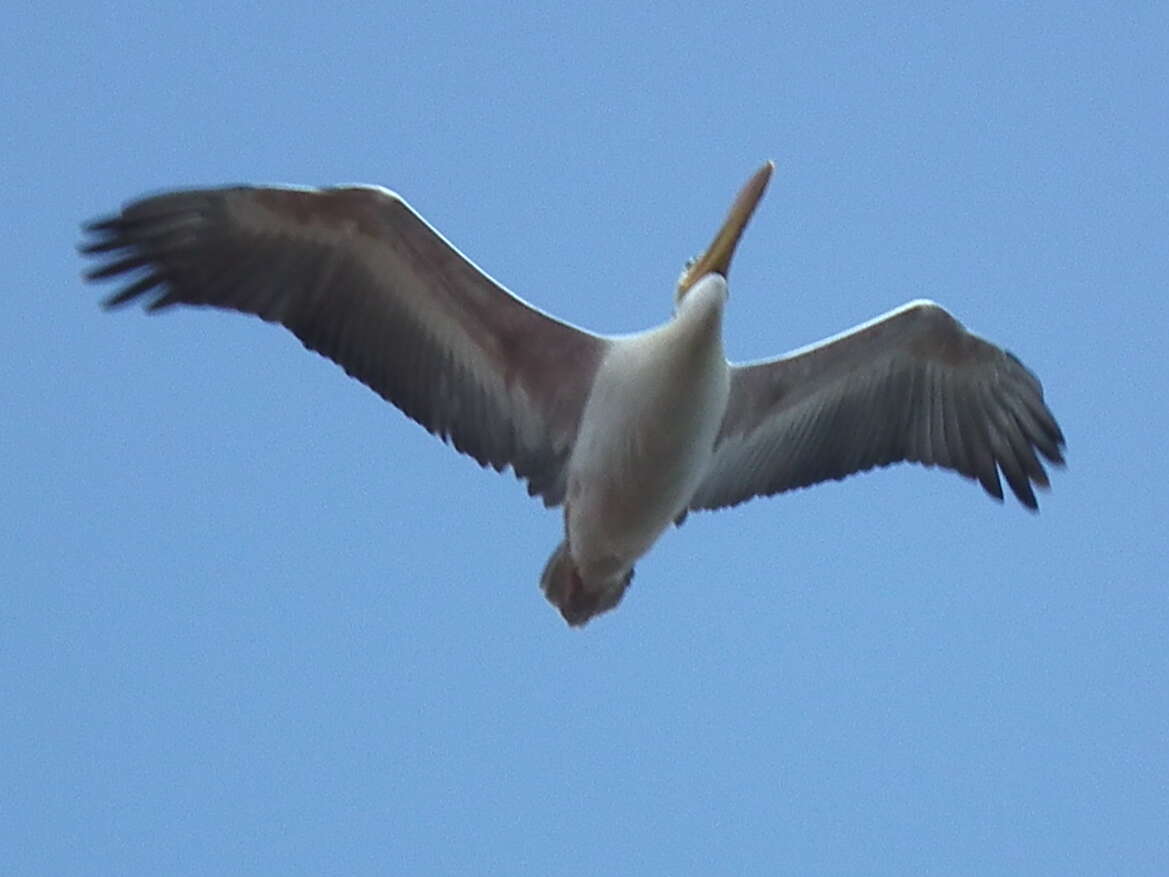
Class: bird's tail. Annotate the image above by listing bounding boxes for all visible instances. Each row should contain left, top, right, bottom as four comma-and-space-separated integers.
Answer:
539, 541, 633, 627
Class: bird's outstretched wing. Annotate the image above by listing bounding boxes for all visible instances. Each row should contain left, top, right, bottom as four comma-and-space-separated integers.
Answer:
689, 301, 1064, 512
81, 185, 608, 505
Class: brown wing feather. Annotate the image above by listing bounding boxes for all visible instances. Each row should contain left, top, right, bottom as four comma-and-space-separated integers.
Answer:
81, 185, 608, 505
689, 301, 1064, 512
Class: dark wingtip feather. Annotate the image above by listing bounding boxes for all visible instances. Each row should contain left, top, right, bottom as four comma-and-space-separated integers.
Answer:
100, 272, 165, 308
1017, 484, 1039, 510
82, 214, 120, 233
978, 468, 1005, 502
1044, 430, 1067, 467
86, 254, 153, 280
80, 237, 126, 256
998, 456, 1039, 509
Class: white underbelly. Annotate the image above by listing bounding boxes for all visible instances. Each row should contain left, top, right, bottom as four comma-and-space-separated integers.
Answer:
564, 329, 730, 579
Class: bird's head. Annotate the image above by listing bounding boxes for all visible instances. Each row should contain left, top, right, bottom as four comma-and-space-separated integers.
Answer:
675, 161, 774, 308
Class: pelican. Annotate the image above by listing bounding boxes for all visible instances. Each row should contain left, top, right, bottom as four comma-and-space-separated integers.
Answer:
80, 163, 1064, 626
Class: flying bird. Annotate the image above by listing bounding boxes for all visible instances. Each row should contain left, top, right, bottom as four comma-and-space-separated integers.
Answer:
80, 163, 1064, 626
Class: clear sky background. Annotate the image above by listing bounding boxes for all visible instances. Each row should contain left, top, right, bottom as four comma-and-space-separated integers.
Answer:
4, 2, 1167, 874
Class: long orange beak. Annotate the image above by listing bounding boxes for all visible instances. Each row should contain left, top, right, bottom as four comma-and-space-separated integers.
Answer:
677, 161, 774, 295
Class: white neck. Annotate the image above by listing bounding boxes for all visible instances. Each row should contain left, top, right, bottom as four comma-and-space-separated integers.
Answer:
673, 274, 728, 343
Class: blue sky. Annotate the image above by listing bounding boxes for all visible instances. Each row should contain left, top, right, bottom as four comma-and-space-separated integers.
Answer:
5, 2, 1167, 873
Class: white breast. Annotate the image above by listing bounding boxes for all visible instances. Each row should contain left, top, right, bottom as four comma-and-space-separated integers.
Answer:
565, 276, 731, 578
